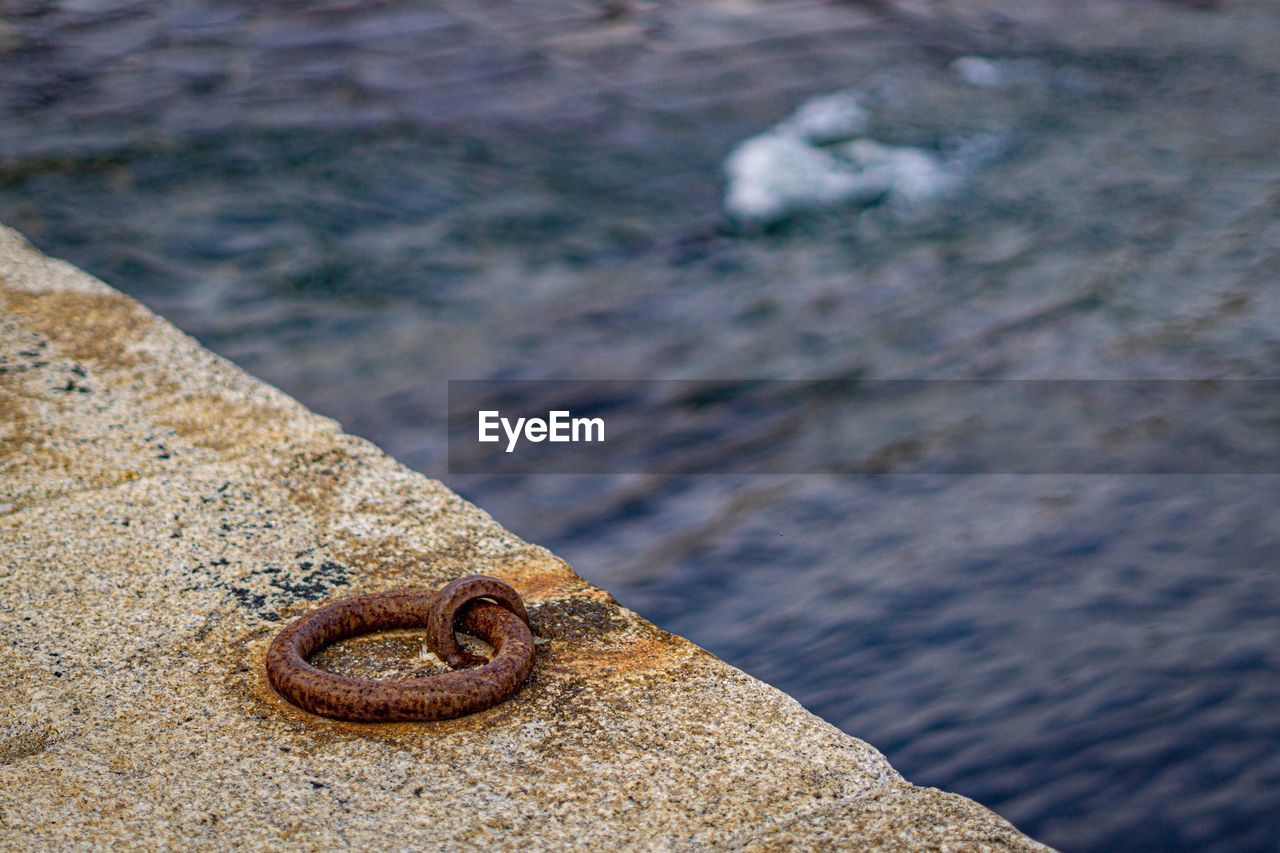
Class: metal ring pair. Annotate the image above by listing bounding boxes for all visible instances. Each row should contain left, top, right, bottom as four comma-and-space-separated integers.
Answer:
266, 576, 535, 722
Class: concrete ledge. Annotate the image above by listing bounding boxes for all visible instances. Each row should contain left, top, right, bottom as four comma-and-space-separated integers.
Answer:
0, 224, 1044, 849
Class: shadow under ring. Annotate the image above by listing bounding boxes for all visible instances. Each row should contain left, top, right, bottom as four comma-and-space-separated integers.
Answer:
266, 589, 536, 722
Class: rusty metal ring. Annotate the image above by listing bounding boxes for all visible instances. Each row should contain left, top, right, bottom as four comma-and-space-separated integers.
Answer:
265, 579, 535, 722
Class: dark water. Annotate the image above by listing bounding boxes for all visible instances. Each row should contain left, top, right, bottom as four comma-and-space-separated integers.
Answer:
3, 1, 1280, 848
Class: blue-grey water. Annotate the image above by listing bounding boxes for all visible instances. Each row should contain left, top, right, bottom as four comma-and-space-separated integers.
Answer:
2, 1, 1279, 849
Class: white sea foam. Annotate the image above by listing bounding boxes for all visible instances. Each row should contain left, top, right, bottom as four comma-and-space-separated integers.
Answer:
723, 91, 957, 224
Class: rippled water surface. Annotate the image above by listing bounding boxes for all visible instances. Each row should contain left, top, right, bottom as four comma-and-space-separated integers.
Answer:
3, 1, 1279, 848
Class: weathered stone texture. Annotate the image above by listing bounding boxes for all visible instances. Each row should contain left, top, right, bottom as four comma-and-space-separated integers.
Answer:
0, 224, 1043, 849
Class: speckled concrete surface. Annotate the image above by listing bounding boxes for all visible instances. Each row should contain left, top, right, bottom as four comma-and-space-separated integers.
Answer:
0, 223, 1045, 849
